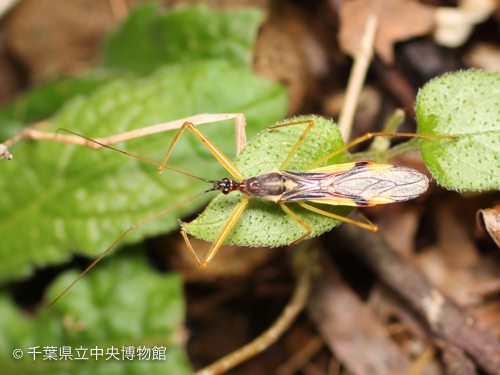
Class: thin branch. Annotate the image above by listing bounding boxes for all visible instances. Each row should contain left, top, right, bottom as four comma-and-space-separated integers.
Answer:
234, 113, 247, 156
276, 336, 324, 375
338, 14, 378, 141
336, 224, 500, 375
194, 243, 316, 375
0, 113, 241, 158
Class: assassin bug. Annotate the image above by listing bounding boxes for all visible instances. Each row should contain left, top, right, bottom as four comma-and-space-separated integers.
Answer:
48, 115, 455, 307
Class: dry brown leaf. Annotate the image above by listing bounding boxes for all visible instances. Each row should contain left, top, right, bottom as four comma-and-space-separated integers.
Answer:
478, 207, 500, 249
473, 301, 500, 337
416, 200, 500, 311
6, 0, 138, 82
307, 251, 436, 375
339, 0, 436, 65
377, 206, 420, 257
416, 202, 485, 306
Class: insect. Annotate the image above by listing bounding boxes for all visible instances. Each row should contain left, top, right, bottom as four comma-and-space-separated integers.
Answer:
48, 116, 455, 307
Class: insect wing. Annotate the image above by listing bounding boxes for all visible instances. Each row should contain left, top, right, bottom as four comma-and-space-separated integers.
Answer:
308, 161, 429, 207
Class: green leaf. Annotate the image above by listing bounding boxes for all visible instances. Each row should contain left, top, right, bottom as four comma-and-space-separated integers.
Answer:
0, 60, 287, 283
417, 70, 500, 191
182, 116, 353, 246
0, 251, 190, 375
104, 3, 264, 75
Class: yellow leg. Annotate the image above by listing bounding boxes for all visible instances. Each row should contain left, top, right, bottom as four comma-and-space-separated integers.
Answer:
11, 114, 240, 151
268, 120, 456, 172
267, 120, 315, 170
297, 201, 378, 232
181, 196, 250, 269
279, 203, 313, 245
304, 132, 456, 171
45, 189, 212, 309
159, 121, 244, 181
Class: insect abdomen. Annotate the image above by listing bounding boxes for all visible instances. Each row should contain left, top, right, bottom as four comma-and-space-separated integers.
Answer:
325, 163, 429, 206
281, 162, 429, 207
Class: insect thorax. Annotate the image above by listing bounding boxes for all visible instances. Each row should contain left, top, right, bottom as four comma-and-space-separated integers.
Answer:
241, 172, 288, 202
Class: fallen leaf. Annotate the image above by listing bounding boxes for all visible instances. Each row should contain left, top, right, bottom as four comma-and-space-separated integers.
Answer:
478, 207, 500, 249
377, 206, 421, 258
416, 201, 484, 306
473, 301, 500, 337
339, 0, 436, 65
307, 250, 425, 375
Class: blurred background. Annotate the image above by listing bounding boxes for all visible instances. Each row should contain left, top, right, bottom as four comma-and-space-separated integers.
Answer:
0, 0, 500, 374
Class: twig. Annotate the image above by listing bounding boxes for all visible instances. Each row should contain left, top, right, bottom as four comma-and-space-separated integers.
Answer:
194, 243, 316, 375
0, 144, 13, 160
336, 224, 500, 375
0, 113, 242, 158
338, 14, 378, 141
276, 336, 324, 375
307, 248, 413, 375
234, 113, 247, 156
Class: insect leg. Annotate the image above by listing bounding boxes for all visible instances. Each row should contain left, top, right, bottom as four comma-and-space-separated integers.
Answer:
267, 120, 316, 170
158, 121, 244, 181
297, 201, 378, 232
305, 132, 456, 171
279, 203, 313, 245
234, 112, 247, 155
31, 114, 242, 148
181, 196, 250, 268
45, 188, 212, 309
1, 114, 245, 162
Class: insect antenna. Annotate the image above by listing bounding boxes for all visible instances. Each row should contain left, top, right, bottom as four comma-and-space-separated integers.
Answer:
46, 130, 222, 309
56, 128, 216, 183
45, 187, 215, 310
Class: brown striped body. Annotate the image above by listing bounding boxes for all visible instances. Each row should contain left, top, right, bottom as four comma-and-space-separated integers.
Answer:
236, 161, 428, 207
